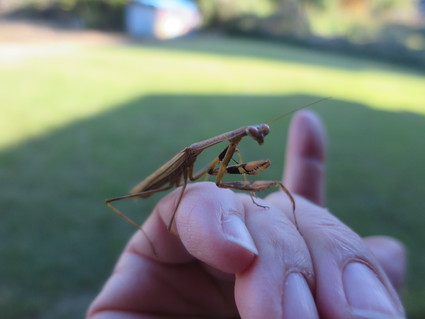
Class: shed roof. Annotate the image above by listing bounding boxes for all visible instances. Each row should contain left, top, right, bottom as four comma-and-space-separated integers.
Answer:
132, 0, 198, 11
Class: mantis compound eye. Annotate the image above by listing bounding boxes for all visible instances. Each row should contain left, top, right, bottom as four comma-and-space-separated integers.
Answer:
259, 124, 270, 136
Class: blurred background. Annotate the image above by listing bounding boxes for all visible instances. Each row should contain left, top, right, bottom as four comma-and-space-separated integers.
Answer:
0, 0, 424, 318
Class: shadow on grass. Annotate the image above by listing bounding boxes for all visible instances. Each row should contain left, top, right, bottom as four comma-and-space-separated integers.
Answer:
1, 94, 424, 319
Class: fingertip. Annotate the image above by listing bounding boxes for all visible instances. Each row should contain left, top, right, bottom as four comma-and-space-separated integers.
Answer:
290, 110, 326, 161
221, 211, 259, 256
168, 182, 257, 273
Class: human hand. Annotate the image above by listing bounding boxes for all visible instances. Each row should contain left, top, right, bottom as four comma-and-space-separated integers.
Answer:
87, 111, 406, 319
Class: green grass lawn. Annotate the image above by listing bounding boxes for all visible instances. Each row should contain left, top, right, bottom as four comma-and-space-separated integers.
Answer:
1, 35, 424, 318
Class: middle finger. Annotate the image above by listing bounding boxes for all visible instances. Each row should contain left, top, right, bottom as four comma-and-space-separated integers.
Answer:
235, 194, 319, 319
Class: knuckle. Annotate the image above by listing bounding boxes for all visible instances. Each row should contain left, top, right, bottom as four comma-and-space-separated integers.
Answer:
305, 211, 370, 259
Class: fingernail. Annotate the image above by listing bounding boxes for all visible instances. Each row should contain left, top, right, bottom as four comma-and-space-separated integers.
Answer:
282, 273, 319, 319
222, 213, 258, 255
343, 262, 405, 319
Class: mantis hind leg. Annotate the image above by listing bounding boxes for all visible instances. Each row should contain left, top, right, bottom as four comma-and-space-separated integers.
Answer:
167, 169, 189, 232
105, 185, 174, 256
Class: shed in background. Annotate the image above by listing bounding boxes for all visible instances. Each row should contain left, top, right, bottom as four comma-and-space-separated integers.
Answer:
125, 0, 201, 39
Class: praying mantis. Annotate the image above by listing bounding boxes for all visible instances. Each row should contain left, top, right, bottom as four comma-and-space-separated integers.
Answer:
106, 98, 329, 250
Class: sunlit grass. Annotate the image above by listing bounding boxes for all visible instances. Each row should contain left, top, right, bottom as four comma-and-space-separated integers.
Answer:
1, 37, 424, 150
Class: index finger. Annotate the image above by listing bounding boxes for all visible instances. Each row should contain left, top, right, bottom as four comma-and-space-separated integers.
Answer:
128, 182, 259, 272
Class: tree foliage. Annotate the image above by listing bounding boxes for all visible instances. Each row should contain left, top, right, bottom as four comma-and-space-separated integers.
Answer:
4, 0, 126, 29
196, 0, 325, 35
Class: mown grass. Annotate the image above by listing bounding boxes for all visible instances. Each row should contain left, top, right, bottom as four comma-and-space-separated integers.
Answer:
0, 35, 424, 318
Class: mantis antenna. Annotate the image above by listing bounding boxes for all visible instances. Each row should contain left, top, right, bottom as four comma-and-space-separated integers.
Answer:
266, 96, 332, 125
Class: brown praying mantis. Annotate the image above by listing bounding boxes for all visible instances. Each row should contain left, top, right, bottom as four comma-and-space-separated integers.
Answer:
106, 98, 329, 251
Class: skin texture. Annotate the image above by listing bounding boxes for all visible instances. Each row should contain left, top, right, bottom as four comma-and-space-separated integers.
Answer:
87, 111, 406, 319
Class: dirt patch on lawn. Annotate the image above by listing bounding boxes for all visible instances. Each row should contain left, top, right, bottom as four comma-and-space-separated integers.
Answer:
0, 19, 129, 63
0, 19, 126, 45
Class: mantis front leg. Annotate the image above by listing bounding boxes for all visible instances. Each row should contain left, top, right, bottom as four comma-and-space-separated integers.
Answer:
208, 141, 298, 229
177, 141, 298, 230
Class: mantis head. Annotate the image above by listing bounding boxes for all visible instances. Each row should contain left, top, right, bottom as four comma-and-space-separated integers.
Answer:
247, 124, 270, 145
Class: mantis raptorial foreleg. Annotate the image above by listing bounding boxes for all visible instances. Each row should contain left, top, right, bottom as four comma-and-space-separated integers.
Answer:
169, 142, 278, 230
176, 137, 298, 230
232, 148, 260, 206
207, 142, 297, 227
